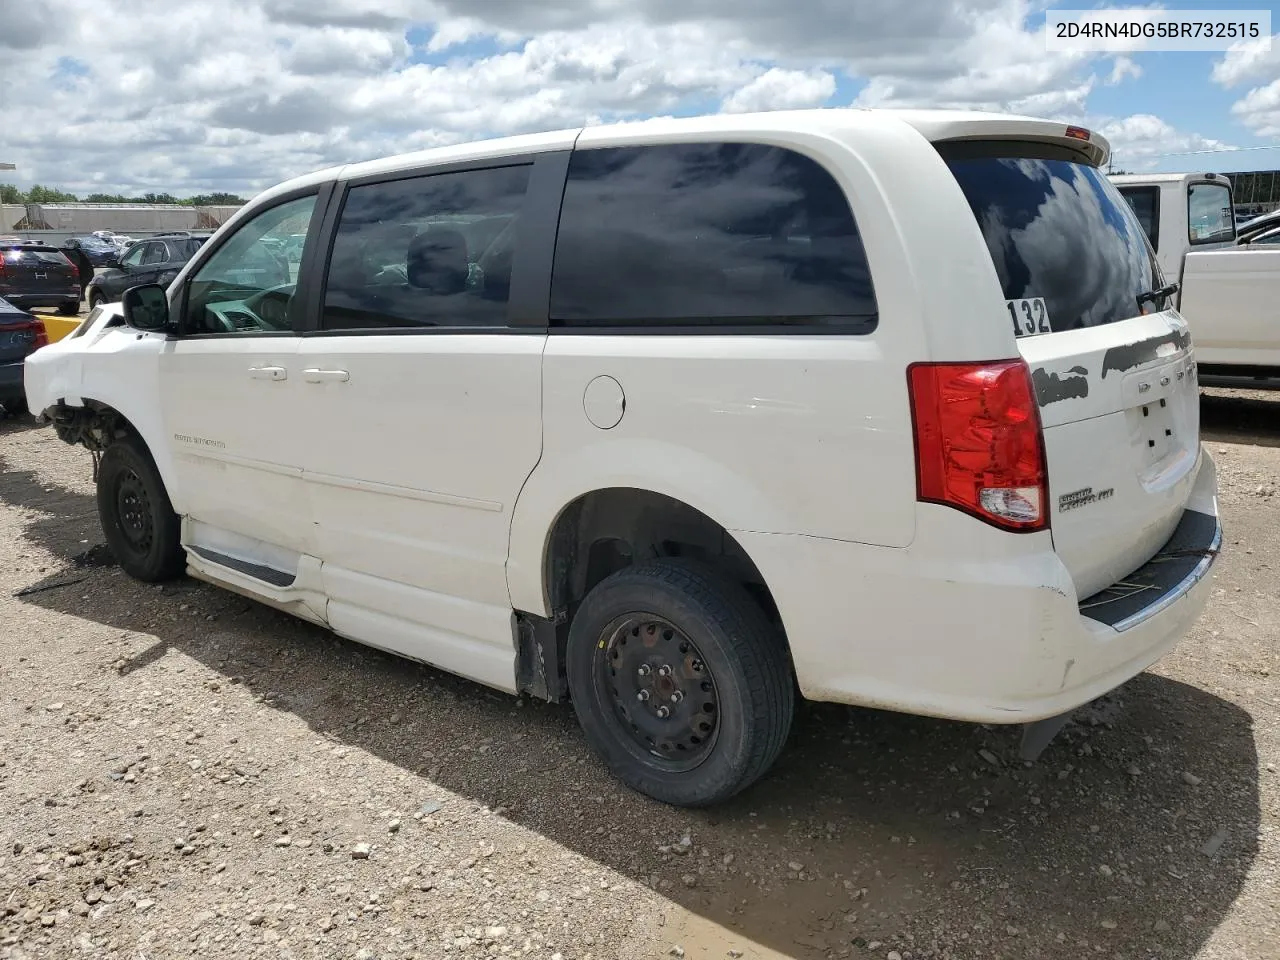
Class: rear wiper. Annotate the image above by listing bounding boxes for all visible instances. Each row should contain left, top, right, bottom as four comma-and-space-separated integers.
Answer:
1136, 282, 1179, 310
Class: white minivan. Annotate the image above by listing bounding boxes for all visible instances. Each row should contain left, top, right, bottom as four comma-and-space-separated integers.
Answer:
25, 108, 1221, 807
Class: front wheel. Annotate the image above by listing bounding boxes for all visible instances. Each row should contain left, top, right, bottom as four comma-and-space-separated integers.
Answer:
88, 292, 105, 311
96, 434, 186, 581
565, 560, 794, 807
57, 302, 79, 316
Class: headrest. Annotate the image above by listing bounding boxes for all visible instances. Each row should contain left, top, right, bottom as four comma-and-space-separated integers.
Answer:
407, 229, 468, 295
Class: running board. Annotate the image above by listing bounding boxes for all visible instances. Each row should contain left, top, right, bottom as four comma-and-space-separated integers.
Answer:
188, 545, 296, 588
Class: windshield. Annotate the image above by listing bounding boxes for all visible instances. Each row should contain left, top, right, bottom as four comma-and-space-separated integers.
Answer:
939, 143, 1164, 336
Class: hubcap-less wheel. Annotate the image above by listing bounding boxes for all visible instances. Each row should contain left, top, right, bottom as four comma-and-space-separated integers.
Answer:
114, 468, 154, 553
594, 615, 720, 770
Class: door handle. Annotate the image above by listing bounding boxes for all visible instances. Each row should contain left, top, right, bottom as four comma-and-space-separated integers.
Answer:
248, 365, 287, 381
303, 368, 350, 383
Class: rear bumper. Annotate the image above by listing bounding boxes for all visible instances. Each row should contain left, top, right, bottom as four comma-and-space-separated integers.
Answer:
736, 448, 1220, 724
1, 293, 79, 309
0, 361, 25, 401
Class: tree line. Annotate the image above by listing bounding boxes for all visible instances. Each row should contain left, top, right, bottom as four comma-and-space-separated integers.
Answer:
0, 184, 245, 206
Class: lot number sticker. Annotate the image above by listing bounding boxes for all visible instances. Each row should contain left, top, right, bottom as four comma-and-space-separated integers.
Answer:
1007, 297, 1051, 337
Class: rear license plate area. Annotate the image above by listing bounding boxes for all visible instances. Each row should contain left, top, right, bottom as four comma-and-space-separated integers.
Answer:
1123, 358, 1194, 470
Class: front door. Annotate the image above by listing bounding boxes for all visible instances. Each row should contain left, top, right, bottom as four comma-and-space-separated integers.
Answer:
295, 159, 553, 690
159, 191, 328, 586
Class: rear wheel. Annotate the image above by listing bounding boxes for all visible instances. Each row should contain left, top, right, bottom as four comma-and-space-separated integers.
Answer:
96, 434, 185, 582
57, 302, 79, 316
565, 560, 794, 807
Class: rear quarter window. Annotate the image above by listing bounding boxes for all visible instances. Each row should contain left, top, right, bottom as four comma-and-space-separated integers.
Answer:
1117, 186, 1159, 250
549, 142, 878, 331
938, 142, 1164, 336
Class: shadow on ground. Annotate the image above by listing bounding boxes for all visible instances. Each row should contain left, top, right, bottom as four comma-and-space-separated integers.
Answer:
1201, 388, 1280, 448
0, 446, 1262, 960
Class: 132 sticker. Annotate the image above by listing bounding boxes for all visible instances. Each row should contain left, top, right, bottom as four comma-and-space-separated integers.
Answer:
1007, 297, 1051, 337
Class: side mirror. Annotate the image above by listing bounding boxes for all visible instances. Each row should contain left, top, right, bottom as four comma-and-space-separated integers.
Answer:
106, 255, 120, 267
122, 284, 172, 333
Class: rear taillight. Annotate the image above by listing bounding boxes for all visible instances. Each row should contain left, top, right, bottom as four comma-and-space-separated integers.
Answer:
907, 359, 1048, 533
0, 253, 6, 276
27, 318, 49, 349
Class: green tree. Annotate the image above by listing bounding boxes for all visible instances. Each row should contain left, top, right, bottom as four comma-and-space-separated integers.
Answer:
25, 184, 79, 202
187, 192, 246, 206
0, 184, 23, 203
84, 192, 131, 203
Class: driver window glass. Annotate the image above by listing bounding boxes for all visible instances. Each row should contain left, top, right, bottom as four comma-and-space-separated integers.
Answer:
320, 164, 531, 331
121, 244, 145, 268
185, 194, 317, 336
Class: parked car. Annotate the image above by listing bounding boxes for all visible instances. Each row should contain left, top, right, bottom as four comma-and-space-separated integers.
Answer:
1236, 208, 1280, 245
0, 241, 80, 315
0, 296, 48, 416
26, 109, 1220, 807
62, 234, 121, 267
86, 232, 212, 308
1112, 172, 1280, 374
1241, 225, 1280, 246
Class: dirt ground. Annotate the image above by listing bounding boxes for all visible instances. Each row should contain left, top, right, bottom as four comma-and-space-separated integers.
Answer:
1, 387, 1277, 960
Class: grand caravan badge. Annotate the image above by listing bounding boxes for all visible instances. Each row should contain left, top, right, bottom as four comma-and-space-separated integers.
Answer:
1058, 486, 1114, 513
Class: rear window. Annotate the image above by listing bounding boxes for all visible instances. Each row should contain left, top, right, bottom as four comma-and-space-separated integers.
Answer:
550, 142, 877, 331
1, 247, 70, 267
939, 142, 1163, 337
1188, 181, 1234, 245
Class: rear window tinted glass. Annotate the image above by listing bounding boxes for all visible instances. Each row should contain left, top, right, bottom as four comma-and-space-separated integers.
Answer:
1117, 186, 1159, 250
550, 143, 877, 330
322, 165, 530, 330
940, 143, 1163, 336
1, 248, 70, 266
1188, 182, 1234, 244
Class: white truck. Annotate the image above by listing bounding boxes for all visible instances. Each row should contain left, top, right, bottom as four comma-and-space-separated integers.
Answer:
1112, 172, 1280, 376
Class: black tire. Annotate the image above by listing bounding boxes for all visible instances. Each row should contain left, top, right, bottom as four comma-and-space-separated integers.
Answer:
96, 434, 185, 582
2, 396, 28, 417
88, 292, 104, 311
566, 560, 794, 807
57, 302, 79, 316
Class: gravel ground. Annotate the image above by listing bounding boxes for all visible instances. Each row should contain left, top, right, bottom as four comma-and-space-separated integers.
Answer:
1, 387, 1277, 960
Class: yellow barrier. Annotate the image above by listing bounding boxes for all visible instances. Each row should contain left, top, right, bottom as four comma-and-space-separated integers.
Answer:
42, 315, 83, 343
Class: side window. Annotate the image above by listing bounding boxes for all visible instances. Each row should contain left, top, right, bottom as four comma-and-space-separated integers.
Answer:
121, 244, 146, 269
1188, 182, 1234, 245
321, 164, 531, 331
1118, 187, 1159, 251
549, 142, 878, 330
184, 194, 316, 336
141, 242, 167, 265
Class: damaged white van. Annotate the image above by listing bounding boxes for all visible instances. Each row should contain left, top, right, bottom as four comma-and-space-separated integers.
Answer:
25, 108, 1220, 807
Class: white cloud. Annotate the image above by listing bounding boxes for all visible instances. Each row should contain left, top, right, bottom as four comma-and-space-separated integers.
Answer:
1212, 35, 1280, 138
721, 68, 837, 114
1107, 56, 1141, 85
1097, 114, 1233, 170
1212, 35, 1279, 87
0, 0, 1221, 199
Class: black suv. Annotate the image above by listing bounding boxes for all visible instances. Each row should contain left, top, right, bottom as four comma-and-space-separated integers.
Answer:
86, 232, 211, 308
0, 242, 80, 315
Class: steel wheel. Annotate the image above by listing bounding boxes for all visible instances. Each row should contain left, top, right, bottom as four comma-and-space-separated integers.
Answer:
113, 468, 155, 554
594, 614, 721, 771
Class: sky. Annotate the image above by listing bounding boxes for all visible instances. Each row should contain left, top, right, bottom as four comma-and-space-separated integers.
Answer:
0, 0, 1277, 199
